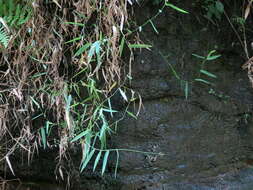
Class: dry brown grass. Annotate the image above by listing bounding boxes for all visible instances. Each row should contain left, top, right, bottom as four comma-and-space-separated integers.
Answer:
0, 0, 140, 181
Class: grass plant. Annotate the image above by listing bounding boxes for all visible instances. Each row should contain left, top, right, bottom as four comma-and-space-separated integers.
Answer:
1, 0, 248, 185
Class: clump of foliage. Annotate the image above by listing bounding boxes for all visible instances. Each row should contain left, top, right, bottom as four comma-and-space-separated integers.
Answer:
6, 0, 253, 186
167, 50, 221, 100
202, 0, 224, 21
0, 0, 190, 182
0, 0, 135, 179
0, 0, 32, 47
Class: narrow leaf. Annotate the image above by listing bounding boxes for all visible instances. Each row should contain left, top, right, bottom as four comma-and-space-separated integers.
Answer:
215, 1, 224, 13
6, 156, 15, 176
165, 3, 189, 14
149, 20, 159, 34
74, 43, 91, 57
195, 78, 212, 85
88, 41, 100, 62
168, 64, 180, 79
184, 81, 189, 100
45, 121, 50, 134
71, 130, 90, 143
64, 22, 85, 27
128, 43, 152, 49
119, 36, 125, 57
126, 111, 137, 119
114, 150, 119, 178
102, 108, 118, 114
192, 53, 205, 60
206, 54, 221, 61
119, 88, 128, 102
200, 69, 217, 78
245, 1, 252, 19
102, 150, 110, 175
93, 151, 102, 172
107, 98, 113, 118
80, 149, 95, 172
65, 36, 82, 44
40, 127, 46, 149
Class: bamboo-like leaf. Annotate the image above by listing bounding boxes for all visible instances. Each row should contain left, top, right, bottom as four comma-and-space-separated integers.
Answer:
74, 43, 91, 57
119, 35, 125, 57
65, 36, 82, 44
119, 88, 128, 102
6, 156, 15, 176
107, 98, 113, 118
206, 54, 221, 61
149, 20, 159, 34
40, 127, 46, 149
192, 53, 205, 60
195, 78, 212, 85
99, 123, 107, 146
126, 111, 137, 119
93, 151, 102, 172
64, 22, 85, 27
168, 63, 180, 79
102, 108, 118, 114
45, 121, 50, 134
128, 43, 152, 49
80, 149, 95, 172
71, 129, 90, 143
102, 150, 110, 175
114, 150, 119, 178
165, 3, 189, 14
245, 1, 252, 19
31, 72, 47, 79
200, 69, 217, 78
88, 41, 100, 62
184, 81, 189, 100
215, 1, 224, 13
30, 96, 40, 109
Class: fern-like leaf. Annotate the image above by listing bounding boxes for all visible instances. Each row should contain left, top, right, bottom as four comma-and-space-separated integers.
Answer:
0, 25, 10, 48
0, 0, 32, 28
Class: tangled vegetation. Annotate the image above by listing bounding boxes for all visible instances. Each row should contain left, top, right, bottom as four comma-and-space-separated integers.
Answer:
0, 0, 253, 185
0, 0, 139, 179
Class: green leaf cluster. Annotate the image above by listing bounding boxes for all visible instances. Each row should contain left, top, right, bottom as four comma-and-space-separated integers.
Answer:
203, 0, 224, 21
0, 25, 10, 48
0, 0, 32, 48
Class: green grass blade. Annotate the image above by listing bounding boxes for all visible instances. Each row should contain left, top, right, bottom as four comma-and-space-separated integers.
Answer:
102, 108, 118, 114
102, 150, 110, 175
195, 78, 212, 85
64, 22, 85, 27
74, 43, 91, 57
119, 35, 125, 57
80, 149, 95, 172
184, 81, 189, 100
128, 43, 152, 49
149, 20, 159, 34
30, 96, 41, 109
168, 63, 180, 80
88, 41, 100, 62
119, 88, 128, 102
93, 151, 102, 172
165, 3, 189, 14
126, 111, 137, 119
206, 54, 221, 61
65, 36, 82, 44
192, 53, 205, 60
200, 69, 217, 78
114, 150, 119, 178
71, 129, 90, 143
40, 127, 46, 149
